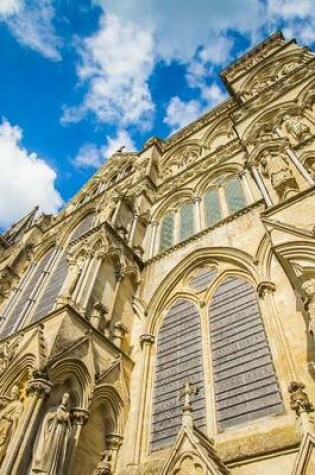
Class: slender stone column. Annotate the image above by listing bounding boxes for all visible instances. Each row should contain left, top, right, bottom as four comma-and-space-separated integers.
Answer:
274, 126, 315, 186
239, 170, 254, 203
66, 408, 90, 475
250, 164, 273, 207
149, 221, 159, 258
193, 197, 202, 232
218, 185, 229, 218
3, 377, 52, 475
128, 214, 139, 247
105, 433, 123, 471
80, 250, 104, 313
72, 251, 93, 304
107, 272, 123, 323
132, 334, 155, 464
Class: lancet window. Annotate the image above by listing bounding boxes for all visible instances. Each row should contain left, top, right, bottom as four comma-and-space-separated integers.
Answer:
179, 201, 195, 241
0, 247, 56, 338
203, 187, 222, 227
159, 213, 175, 252
30, 253, 69, 323
208, 277, 283, 429
151, 299, 206, 451
69, 213, 95, 243
224, 176, 246, 214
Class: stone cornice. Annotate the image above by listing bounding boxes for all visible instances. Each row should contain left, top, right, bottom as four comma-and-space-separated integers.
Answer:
145, 200, 264, 265
220, 31, 285, 84
163, 99, 236, 151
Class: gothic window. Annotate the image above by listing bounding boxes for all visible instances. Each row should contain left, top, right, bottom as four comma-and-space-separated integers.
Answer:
30, 253, 69, 323
151, 299, 206, 451
0, 247, 55, 338
159, 213, 175, 252
124, 164, 133, 175
108, 174, 118, 186
189, 267, 217, 292
208, 277, 283, 430
69, 213, 95, 242
224, 177, 246, 214
203, 188, 222, 227
179, 202, 195, 241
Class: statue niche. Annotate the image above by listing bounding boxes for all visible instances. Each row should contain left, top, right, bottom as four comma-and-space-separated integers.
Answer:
30, 392, 72, 475
260, 149, 298, 201
0, 385, 24, 466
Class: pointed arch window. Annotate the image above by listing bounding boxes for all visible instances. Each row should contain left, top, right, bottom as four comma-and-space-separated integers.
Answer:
179, 201, 195, 241
30, 253, 69, 323
0, 247, 56, 338
224, 176, 246, 214
151, 299, 206, 451
203, 188, 222, 227
208, 277, 283, 429
70, 213, 95, 242
159, 212, 175, 252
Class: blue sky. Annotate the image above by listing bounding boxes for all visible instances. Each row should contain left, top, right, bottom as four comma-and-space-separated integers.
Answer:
0, 0, 315, 230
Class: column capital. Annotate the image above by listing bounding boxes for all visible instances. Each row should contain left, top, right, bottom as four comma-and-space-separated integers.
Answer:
26, 377, 52, 399
257, 281, 276, 298
71, 407, 90, 425
140, 333, 155, 347
288, 381, 314, 416
105, 433, 123, 450
193, 196, 201, 203
150, 220, 159, 227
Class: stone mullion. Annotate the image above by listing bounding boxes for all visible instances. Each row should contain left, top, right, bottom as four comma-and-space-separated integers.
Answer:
199, 301, 217, 436
218, 184, 229, 218
193, 197, 202, 233
148, 221, 159, 258
2, 377, 52, 475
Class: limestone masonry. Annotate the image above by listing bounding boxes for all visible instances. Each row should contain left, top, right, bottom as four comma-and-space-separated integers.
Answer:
1, 31, 315, 474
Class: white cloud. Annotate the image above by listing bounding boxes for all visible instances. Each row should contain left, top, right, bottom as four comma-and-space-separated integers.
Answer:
0, 0, 61, 60
267, 0, 315, 43
0, 0, 22, 15
0, 119, 63, 229
73, 129, 136, 169
62, 13, 155, 128
164, 97, 203, 131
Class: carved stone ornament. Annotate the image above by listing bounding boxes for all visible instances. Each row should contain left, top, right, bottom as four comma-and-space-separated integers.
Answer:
302, 278, 315, 337
140, 333, 155, 347
93, 450, 113, 475
259, 149, 298, 201
257, 281, 276, 298
0, 385, 24, 466
30, 392, 72, 475
26, 377, 53, 399
0, 335, 22, 375
288, 381, 314, 416
70, 407, 89, 425
283, 115, 311, 142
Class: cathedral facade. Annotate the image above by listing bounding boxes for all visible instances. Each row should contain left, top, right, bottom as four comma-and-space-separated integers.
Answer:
1, 31, 315, 475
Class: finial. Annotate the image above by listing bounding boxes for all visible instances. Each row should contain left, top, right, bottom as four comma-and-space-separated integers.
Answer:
179, 380, 198, 428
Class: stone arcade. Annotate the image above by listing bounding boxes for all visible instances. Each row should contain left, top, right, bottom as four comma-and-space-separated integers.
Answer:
1, 31, 315, 474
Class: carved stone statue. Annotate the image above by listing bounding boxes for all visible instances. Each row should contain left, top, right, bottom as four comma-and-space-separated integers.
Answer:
0, 385, 23, 466
283, 115, 311, 142
260, 149, 298, 200
302, 278, 315, 337
64, 255, 86, 300
30, 392, 71, 475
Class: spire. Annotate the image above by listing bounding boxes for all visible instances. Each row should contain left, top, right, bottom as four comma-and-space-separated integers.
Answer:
3, 206, 39, 244
179, 380, 198, 428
